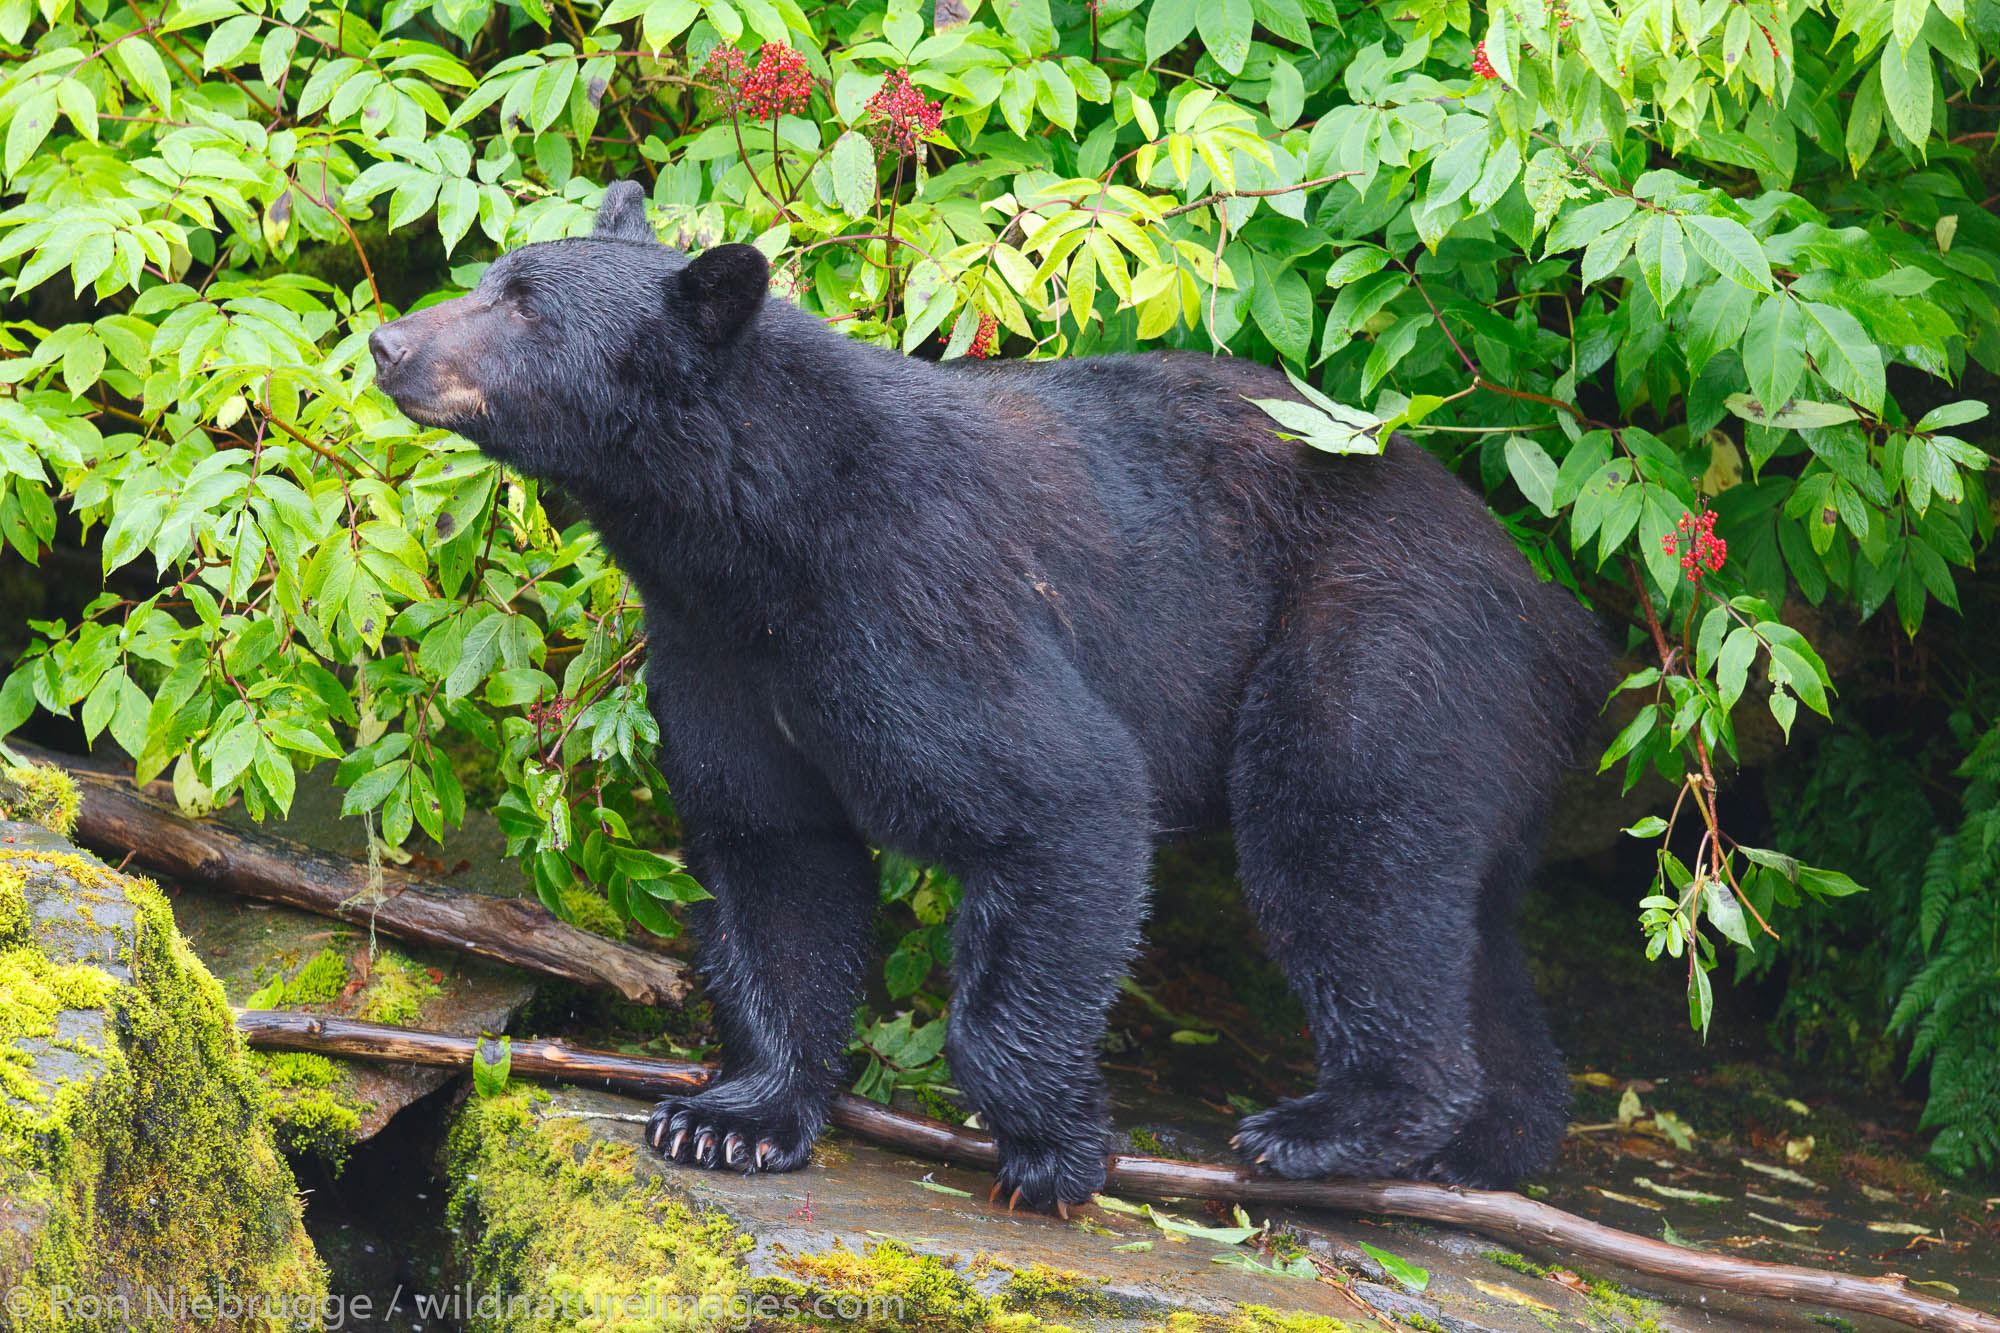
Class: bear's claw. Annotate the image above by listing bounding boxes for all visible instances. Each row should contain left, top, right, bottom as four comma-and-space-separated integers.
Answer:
646, 1091, 816, 1175
983, 1139, 1105, 1216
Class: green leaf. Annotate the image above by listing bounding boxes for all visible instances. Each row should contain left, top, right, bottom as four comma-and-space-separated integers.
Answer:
1798, 301, 1885, 414
1599, 705, 1657, 771
1504, 435, 1558, 517
1717, 627, 1758, 709
1915, 400, 1988, 432
1356, 1241, 1429, 1293
1742, 296, 1805, 417
1145, 1205, 1261, 1245
203, 13, 261, 69
884, 945, 931, 998
438, 177, 478, 256
1724, 395, 1856, 430
473, 1035, 512, 1095
1265, 55, 1303, 129
1145, 0, 1197, 63
446, 610, 505, 700
1879, 37, 1934, 148
1703, 879, 1754, 949
1681, 214, 1772, 292
1688, 961, 1713, 1039
829, 130, 875, 218
1797, 865, 1866, 898
5, 91, 57, 179
1196, 0, 1253, 74
112, 39, 172, 112
1847, 67, 1885, 172
1636, 214, 1687, 310
1248, 257, 1312, 365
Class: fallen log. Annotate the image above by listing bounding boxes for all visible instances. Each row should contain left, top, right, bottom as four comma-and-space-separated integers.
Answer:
16, 743, 690, 1007
237, 1009, 2000, 1333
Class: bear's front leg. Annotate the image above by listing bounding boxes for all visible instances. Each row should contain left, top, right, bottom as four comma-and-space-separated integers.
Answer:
646, 825, 879, 1172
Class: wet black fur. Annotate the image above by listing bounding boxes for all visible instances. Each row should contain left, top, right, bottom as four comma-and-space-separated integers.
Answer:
370, 182, 1609, 1206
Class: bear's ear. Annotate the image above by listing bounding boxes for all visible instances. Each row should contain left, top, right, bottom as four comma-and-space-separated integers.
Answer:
593, 180, 656, 243
677, 244, 769, 343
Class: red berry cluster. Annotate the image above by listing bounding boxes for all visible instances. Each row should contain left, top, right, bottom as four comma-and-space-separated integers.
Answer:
967, 312, 998, 357
743, 43, 814, 118
938, 312, 1000, 358
864, 68, 944, 157
526, 694, 572, 732
1551, 0, 1574, 30
704, 42, 814, 119
699, 44, 747, 113
1661, 510, 1727, 581
1471, 40, 1498, 78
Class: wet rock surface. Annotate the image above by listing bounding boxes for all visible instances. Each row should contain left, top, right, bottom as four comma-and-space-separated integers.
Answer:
434, 1075, 1947, 1333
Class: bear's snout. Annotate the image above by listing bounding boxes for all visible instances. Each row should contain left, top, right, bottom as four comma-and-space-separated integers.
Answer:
369, 303, 492, 430
369, 322, 412, 373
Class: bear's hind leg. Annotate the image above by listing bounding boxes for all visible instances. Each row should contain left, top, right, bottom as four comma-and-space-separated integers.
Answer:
1412, 840, 1569, 1187
1225, 604, 1557, 1185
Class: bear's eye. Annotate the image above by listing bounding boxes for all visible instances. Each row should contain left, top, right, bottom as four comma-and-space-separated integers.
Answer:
502, 282, 539, 322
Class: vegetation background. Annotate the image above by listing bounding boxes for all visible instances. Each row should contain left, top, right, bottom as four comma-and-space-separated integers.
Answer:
0, 0, 1995, 1178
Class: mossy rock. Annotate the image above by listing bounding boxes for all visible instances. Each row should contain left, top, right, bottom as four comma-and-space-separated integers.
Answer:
0, 821, 326, 1329
0, 766, 78, 839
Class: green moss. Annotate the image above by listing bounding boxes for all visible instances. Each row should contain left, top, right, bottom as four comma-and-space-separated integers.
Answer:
257, 1050, 343, 1089
1401, 1316, 1447, 1333
356, 948, 443, 1025
0, 869, 25, 947
282, 946, 350, 1004
0, 848, 325, 1327
999, 1265, 1119, 1319
247, 1051, 367, 1170
769, 1240, 1024, 1329
911, 1083, 968, 1124
559, 884, 627, 939
1478, 1251, 1662, 1333
447, 1084, 754, 1331
0, 766, 79, 838
1213, 1310, 1354, 1333
1484, 1250, 1545, 1277
0, 947, 117, 1118
269, 1090, 362, 1169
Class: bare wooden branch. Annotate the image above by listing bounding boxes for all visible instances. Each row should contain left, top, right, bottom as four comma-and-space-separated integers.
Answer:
17, 744, 689, 1007
236, 1009, 2000, 1333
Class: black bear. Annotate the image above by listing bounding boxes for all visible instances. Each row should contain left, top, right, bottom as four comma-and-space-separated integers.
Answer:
370, 180, 1606, 1208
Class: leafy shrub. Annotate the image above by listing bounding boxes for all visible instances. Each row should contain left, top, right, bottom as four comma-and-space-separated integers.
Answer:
0, 0, 1994, 1074
1767, 715, 2000, 1175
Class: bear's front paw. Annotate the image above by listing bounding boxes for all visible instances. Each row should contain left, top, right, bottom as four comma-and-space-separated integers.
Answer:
646, 1088, 819, 1174
987, 1138, 1106, 1216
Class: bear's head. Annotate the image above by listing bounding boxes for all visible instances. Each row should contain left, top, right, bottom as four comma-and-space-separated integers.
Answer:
368, 180, 770, 482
